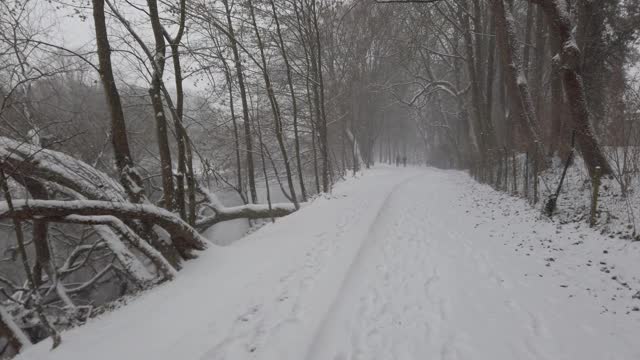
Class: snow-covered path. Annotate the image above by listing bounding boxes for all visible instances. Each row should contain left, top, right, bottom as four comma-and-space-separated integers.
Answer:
19, 167, 640, 360
308, 170, 639, 360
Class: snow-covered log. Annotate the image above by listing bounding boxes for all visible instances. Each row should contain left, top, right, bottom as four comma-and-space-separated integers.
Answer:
0, 138, 161, 279
0, 200, 209, 255
196, 203, 298, 231
0, 136, 125, 202
195, 185, 298, 232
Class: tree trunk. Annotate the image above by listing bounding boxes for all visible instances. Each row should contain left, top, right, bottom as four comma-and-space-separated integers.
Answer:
549, 22, 565, 156
493, 0, 543, 157
164, 0, 195, 224
532, 5, 547, 121
576, 0, 607, 136
523, 1, 535, 78
310, 0, 330, 192
270, 0, 307, 202
91, 0, 146, 203
458, 1, 495, 167
222, 0, 257, 204
530, 0, 612, 177
147, 0, 174, 210
223, 61, 245, 202
294, 0, 321, 194
247, 0, 299, 209
485, 16, 496, 137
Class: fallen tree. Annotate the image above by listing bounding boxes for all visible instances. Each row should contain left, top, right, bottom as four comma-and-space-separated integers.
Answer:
196, 203, 299, 232
0, 135, 300, 279
0, 137, 126, 202
0, 136, 298, 259
195, 184, 298, 232
0, 134, 303, 349
0, 200, 209, 255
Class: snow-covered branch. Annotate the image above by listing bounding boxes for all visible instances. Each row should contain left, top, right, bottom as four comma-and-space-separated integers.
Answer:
0, 200, 209, 255
0, 136, 125, 202
62, 215, 178, 280
195, 185, 298, 232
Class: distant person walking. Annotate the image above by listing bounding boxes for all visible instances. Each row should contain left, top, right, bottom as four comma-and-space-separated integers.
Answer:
402, 156, 407, 167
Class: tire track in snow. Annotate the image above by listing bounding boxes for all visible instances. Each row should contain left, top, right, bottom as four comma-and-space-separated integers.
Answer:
199, 170, 425, 360
305, 173, 429, 360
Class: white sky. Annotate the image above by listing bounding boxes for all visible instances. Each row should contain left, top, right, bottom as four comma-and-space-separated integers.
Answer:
40, 1, 214, 100
45, 2, 94, 49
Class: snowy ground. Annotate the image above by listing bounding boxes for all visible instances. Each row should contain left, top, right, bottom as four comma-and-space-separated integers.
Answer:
18, 167, 640, 360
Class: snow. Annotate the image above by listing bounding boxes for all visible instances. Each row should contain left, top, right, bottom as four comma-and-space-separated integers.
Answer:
0, 136, 126, 202
16, 167, 640, 359
90, 224, 155, 283
517, 73, 527, 86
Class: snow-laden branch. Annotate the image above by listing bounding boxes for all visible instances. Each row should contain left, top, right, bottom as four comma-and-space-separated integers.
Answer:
58, 242, 108, 276
0, 305, 31, 351
0, 136, 125, 202
196, 203, 299, 231
1, 137, 180, 277
62, 215, 177, 280
395, 78, 468, 108
0, 200, 209, 255
195, 185, 298, 232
